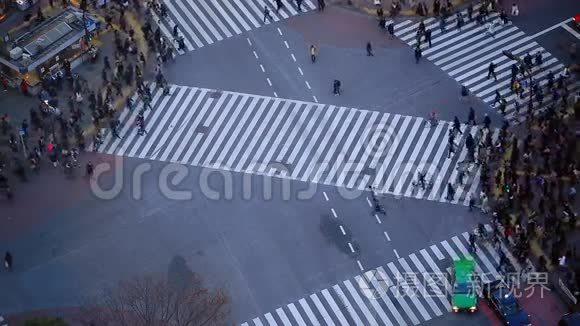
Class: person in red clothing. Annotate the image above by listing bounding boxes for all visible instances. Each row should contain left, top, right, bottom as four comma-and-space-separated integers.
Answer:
20, 79, 28, 95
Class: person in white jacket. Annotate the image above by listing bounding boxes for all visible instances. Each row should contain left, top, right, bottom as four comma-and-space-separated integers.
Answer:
511, 3, 519, 16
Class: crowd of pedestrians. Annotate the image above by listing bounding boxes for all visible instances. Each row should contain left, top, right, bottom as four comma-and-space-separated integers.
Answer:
0, 0, 174, 201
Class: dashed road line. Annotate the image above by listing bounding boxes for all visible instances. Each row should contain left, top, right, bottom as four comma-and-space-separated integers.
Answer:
366, 197, 372, 207
384, 231, 391, 241
323, 191, 329, 201
312, 95, 318, 103
277, 27, 283, 36
284, 40, 290, 48
348, 243, 355, 253
298, 67, 304, 75
305, 81, 311, 89
340, 225, 346, 235
331, 208, 338, 218
357, 260, 364, 271
253, 51, 258, 59
393, 249, 400, 259
291, 53, 297, 62
267, 78, 272, 86
375, 214, 382, 224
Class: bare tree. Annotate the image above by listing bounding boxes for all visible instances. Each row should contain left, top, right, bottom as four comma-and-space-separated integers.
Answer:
79, 273, 229, 326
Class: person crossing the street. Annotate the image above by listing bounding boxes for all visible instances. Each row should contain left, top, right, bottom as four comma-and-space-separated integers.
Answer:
414, 45, 422, 63
263, 6, 273, 23
310, 45, 317, 63
487, 62, 497, 81
424, 29, 432, 47
366, 42, 374, 56
467, 107, 476, 125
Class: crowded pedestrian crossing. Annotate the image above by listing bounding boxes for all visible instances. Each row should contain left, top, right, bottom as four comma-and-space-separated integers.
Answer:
156, 0, 316, 54
393, 5, 579, 123
92, 85, 489, 206
240, 226, 522, 326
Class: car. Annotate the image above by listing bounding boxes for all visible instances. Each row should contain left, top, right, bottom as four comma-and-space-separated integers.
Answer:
484, 280, 531, 325
451, 258, 479, 313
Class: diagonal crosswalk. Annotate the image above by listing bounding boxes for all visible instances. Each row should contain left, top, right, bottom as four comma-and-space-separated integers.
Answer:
92, 85, 493, 205
240, 226, 523, 326
393, 5, 580, 123
156, 0, 316, 54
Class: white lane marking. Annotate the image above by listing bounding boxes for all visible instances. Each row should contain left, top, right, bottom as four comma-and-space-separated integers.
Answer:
343, 280, 378, 325
260, 64, 265, 72
333, 285, 364, 325
310, 293, 336, 326
276, 307, 293, 326
312, 95, 318, 103
278, 27, 283, 35
348, 243, 355, 253
247, 38, 252, 45
384, 231, 391, 241
284, 40, 290, 48
393, 249, 400, 259
321, 289, 348, 326
274, 92, 278, 97
299, 298, 321, 326
291, 53, 297, 62
430, 245, 445, 260
253, 317, 265, 326
253, 51, 259, 59
387, 262, 431, 321
267, 78, 272, 86
331, 208, 337, 218
305, 81, 311, 89
298, 67, 304, 75
340, 225, 346, 235
353, 275, 392, 325
366, 197, 372, 207
287, 303, 307, 326
265, 312, 278, 325
530, 17, 573, 39
375, 214, 382, 224
323, 191, 329, 201
562, 22, 580, 39
357, 260, 365, 271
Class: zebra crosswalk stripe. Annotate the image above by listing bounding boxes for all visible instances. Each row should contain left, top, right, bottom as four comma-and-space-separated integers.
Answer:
93, 86, 489, 205
159, 0, 314, 54
393, 10, 578, 123
241, 227, 521, 326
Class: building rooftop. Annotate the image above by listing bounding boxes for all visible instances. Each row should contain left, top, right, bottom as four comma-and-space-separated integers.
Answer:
0, 6, 97, 73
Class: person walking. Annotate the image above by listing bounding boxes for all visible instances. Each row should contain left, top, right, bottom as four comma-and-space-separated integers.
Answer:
446, 182, 455, 200
439, 18, 446, 33
511, 3, 519, 16
456, 12, 464, 30
453, 116, 463, 134
317, 0, 325, 11
263, 6, 272, 22
487, 62, 497, 80
467, 107, 476, 125
387, 23, 395, 37
275, 0, 283, 13
310, 45, 317, 63
414, 45, 422, 63
448, 130, 455, 158
424, 29, 432, 47
296, 0, 303, 11
366, 42, 374, 56
4, 251, 12, 271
